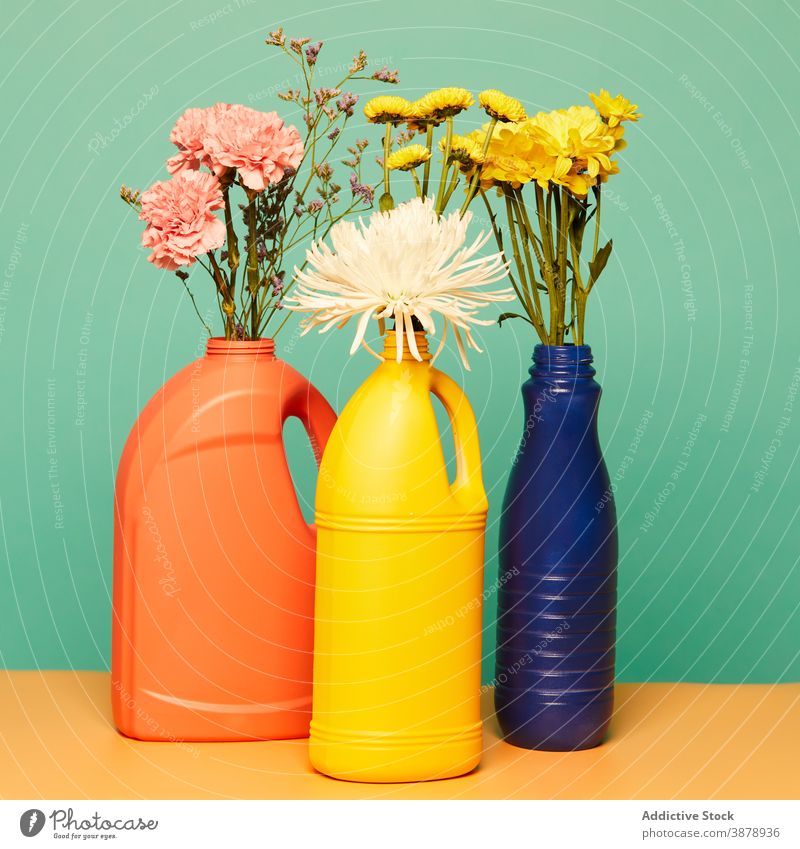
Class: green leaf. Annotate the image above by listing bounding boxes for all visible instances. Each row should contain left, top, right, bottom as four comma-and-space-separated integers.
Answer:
569, 205, 588, 255
588, 239, 613, 290
498, 312, 535, 327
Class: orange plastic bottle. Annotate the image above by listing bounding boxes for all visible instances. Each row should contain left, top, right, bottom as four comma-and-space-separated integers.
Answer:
112, 338, 336, 742
310, 331, 488, 782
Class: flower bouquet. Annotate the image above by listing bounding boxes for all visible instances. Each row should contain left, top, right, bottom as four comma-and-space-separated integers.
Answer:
360, 86, 641, 344
120, 29, 398, 341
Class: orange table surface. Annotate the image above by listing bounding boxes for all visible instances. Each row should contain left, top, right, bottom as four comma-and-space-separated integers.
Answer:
1, 672, 798, 800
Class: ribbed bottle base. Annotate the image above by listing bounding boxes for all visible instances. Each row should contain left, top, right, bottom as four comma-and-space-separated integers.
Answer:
309, 721, 483, 783
495, 684, 613, 751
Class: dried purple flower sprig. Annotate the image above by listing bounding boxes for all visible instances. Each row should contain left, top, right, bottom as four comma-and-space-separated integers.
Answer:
305, 41, 323, 66
371, 65, 399, 84
249, 28, 399, 335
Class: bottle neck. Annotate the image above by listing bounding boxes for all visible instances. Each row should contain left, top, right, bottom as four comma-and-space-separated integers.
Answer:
530, 344, 595, 380
205, 337, 276, 360
382, 330, 431, 362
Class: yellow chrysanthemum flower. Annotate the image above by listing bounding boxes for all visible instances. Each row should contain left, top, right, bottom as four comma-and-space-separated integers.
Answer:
412, 87, 474, 126
465, 124, 550, 190
440, 133, 485, 168
524, 106, 617, 195
386, 144, 432, 171
363, 95, 414, 124
589, 89, 642, 128
478, 89, 527, 123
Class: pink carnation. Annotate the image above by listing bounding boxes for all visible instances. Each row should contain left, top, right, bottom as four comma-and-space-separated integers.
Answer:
139, 171, 225, 271
204, 104, 304, 191
166, 103, 232, 175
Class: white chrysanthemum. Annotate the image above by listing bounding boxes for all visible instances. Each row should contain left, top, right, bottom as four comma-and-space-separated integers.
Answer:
288, 197, 512, 367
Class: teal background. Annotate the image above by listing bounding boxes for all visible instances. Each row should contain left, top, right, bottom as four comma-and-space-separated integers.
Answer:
1, 0, 798, 684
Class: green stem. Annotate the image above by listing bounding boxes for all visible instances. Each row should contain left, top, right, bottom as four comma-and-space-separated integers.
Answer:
421, 124, 434, 197
271, 307, 293, 338
569, 202, 591, 344
592, 184, 602, 261
383, 123, 392, 195
515, 188, 546, 278
481, 190, 545, 343
441, 166, 461, 209
179, 277, 213, 336
566, 186, 602, 345
509, 189, 544, 328
534, 184, 556, 282
222, 184, 239, 291
410, 168, 422, 197
480, 188, 506, 251
503, 190, 537, 325
503, 192, 526, 283
460, 117, 497, 216
568, 237, 579, 341
435, 117, 454, 214
569, 266, 577, 340
208, 251, 236, 340
575, 292, 587, 345
534, 184, 557, 343
556, 186, 570, 344
196, 255, 224, 330
245, 190, 260, 339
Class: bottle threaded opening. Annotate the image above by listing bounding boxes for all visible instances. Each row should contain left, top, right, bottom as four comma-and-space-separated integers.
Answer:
205, 337, 276, 358
382, 330, 431, 361
533, 344, 593, 365
531, 344, 595, 378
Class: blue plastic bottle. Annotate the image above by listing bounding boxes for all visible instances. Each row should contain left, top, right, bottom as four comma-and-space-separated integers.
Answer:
495, 344, 618, 750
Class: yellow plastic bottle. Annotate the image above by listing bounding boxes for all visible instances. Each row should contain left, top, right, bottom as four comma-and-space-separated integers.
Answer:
309, 330, 488, 782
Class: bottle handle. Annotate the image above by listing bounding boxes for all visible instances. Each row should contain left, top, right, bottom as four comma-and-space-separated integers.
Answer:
429, 367, 488, 513
280, 376, 337, 535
